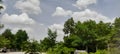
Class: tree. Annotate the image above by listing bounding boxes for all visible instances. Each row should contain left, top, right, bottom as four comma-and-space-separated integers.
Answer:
0, 35, 10, 48
25, 40, 40, 54
15, 30, 29, 50
63, 18, 75, 34
1, 29, 15, 49
109, 17, 120, 54
40, 29, 57, 52
63, 18, 113, 52
40, 37, 50, 52
2, 29, 14, 40
47, 42, 75, 54
47, 29, 57, 47
114, 17, 120, 29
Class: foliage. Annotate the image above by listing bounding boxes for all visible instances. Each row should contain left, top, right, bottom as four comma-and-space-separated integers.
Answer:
0, 29, 29, 51
109, 17, 120, 54
40, 29, 57, 52
79, 52, 88, 54
1, 29, 15, 49
15, 30, 29, 50
63, 18, 113, 52
0, 17, 120, 53
114, 17, 120, 29
63, 18, 75, 34
90, 50, 109, 54
109, 47, 120, 54
47, 42, 75, 54
0, 35, 10, 48
25, 40, 40, 54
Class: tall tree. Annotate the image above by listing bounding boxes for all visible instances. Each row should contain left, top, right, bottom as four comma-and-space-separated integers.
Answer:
25, 40, 40, 54
63, 18, 113, 52
2, 29, 14, 48
40, 29, 57, 52
15, 30, 29, 50
114, 17, 120, 29
48, 29, 57, 47
2, 29, 13, 40
111, 17, 120, 49
0, 35, 10, 48
63, 18, 75, 34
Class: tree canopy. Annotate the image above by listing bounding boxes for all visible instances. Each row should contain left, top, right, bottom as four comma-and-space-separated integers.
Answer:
0, 17, 120, 54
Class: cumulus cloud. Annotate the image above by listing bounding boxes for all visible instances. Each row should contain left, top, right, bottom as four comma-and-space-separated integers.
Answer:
52, 7, 111, 23
1, 13, 36, 25
52, 7, 72, 17
11, 24, 47, 40
12, 27, 33, 34
49, 24, 64, 41
72, 9, 112, 23
73, 0, 97, 9
15, 0, 41, 14
1, 23, 47, 41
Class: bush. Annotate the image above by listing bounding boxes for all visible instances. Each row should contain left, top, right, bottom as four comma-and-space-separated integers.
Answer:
47, 44, 75, 54
109, 48, 120, 54
90, 50, 109, 54
79, 52, 88, 54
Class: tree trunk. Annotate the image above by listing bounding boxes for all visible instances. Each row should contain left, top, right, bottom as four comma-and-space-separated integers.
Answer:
96, 45, 98, 51
86, 46, 88, 52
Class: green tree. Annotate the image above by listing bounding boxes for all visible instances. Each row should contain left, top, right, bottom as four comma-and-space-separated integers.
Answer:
114, 17, 120, 29
25, 40, 40, 54
1, 29, 15, 49
63, 18, 75, 34
63, 18, 113, 52
15, 30, 29, 50
2, 29, 14, 40
47, 42, 75, 54
40, 29, 57, 52
109, 17, 120, 54
0, 35, 10, 48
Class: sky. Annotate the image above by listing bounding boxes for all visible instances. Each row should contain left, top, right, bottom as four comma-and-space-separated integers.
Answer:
0, 0, 120, 41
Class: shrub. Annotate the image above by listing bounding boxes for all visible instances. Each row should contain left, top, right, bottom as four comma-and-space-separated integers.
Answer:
90, 50, 109, 54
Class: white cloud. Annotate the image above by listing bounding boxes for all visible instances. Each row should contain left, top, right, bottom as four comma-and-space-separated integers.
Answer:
72, 9, 112, 23
1, 23, 47, 41
12, 27, 33, 34
73, 0, 97, 9
52, 7, 72, 17
49, 24, 64, 41
1, 13, 36, 25
15, 0, 41, 14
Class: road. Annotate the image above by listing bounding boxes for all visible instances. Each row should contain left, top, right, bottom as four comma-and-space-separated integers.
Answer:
0, 52, 25, 54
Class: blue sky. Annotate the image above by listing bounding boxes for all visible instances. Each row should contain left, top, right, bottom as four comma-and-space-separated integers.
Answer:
0, 0, 120, 41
